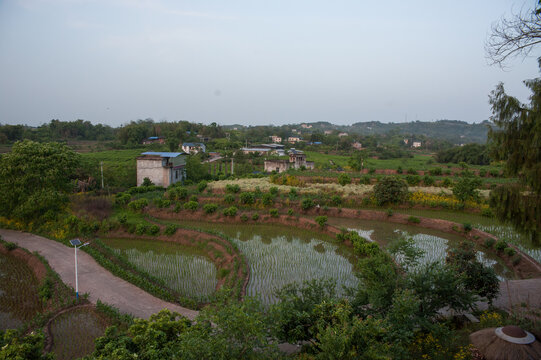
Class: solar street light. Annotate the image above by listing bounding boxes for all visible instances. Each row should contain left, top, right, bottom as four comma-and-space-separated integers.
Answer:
69, 239, 90, 300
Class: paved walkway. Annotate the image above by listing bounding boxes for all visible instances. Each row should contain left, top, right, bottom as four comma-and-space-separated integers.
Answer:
0, 229, 198, 320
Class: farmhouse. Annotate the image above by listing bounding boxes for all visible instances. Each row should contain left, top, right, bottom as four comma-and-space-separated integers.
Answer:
181, 142, 206, 154
264, 149, 315, 173
142, 136, 165, 145
136, 152, 187, 187
240, 147, 272, 155
412, 141, 422, 148
270, 135, 282, 143
352, 142, 363, 150
288, 136, 301, 143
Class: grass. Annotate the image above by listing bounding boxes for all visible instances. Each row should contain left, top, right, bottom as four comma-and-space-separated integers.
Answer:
81, 148, 147, 188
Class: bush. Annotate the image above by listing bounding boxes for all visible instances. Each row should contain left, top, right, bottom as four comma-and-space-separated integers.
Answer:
495, 240, 508, 252
386, 208, 393, 217
360, 175, 371, 185
147, 225, 160, 236
142, 177, 153, 186
135, 223, 147, 235
223, 206, 238, 216
396, 166, 403, 174
183, 201, 199, 211
4, 242, 17, 251
479, 169, 487, 177
463, 223, 472, 232
405, 175, 420, 186
423, 175, 435, 186
368, 168, 376, 174
203, 203, 218, 214
407, 216, 420, 224
287, 209, 294, 216
441, 178, 453, 188
315, 215, 327, 227
240, 192, 255, 205
301, 198, 314, 211
373, 177, 408, 206
252, 213, 259, 221
481, 208, 494, 217
114, 192, 131, 206
331, 195, 342, 206
128, 198, 149, 212
164, 225, 177, 236
197, 180, 208, 193
429, 167, 442, 176
504, 247, 516, 257
269, 209, 279, 218
289, 188, 298, 200
224, 194, 235, 203
174, 203, 182, 213
269, 186, 279, 196
167, 187, 188, 200
262, 193, 274, 206
189, 195, 198, 202
338, 173, 352, 186
241, 214, 249, 221
484, 238, 496, 248
226, 184, 241, 193
407, 168, 417, 175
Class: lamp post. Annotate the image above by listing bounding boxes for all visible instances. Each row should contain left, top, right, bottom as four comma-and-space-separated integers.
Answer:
69, 239, 90, 300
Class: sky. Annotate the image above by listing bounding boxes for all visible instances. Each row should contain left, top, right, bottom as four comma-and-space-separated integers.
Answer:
0, 0, 540, 127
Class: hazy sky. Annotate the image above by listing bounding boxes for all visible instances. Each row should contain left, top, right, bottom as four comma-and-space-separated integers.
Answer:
1, 0, 539, 127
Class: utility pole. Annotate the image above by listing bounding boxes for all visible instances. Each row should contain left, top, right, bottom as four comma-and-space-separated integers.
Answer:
100, 161, 104, 189
231, 158, 234, 175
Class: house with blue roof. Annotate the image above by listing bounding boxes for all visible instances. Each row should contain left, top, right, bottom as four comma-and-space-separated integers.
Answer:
136, 151, 187, 187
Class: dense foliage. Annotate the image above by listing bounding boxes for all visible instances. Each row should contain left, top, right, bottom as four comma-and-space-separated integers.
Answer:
436, 143, 490, 165
0, 140, 81, 222
373, 176, 409, 205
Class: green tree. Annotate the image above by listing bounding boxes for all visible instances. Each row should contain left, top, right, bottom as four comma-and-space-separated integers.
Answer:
488, 67, 541, 242
185, 155, 209, 182
373, 176, 408, 206
0, 140, 81, 222
0, 330, 53, 360
452, 171, 481, 203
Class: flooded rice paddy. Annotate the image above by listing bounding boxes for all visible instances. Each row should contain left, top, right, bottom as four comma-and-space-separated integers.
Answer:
0, 251, 42, 330
103, 238, 218, 300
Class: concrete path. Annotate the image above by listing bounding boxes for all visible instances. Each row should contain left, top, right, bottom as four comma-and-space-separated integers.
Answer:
0, 229, 198, 320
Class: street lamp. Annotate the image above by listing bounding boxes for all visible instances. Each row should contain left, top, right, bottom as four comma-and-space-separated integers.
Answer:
69, 239, 90, 300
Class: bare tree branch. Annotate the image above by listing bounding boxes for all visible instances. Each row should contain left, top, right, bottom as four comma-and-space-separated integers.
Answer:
486, 4, 541, 67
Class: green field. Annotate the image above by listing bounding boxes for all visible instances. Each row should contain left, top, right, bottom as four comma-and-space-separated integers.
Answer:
81, 148, 147, 188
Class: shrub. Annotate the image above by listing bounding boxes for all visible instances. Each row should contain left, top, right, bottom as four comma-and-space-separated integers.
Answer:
241, 214, 249, 221
118, 214, 128, 224
287, 209, 294, 216
396, 166, 403, 174
481, 208, 494, 217
135, 223, 147, 235
269, 209, 279, 218
386, 208, 393, 217
114, 192, 131, 206
225, 184, 241, 193
254, 186, 262, 197
189, 195, 198, 202
360, 175, 371, 185
489, 169, 500, 177
197, 180, 208, 193
252, 213, 259, 221
164, 225, 177, 236
441, 178, 453, 187
224, 194, 235, 203
405, 175, 420, 186
479, 169, 487, 177
463, 223, 472, 232
167, 187, 188, 200
289, 188, 298, 200
331, 195, 342, 206
223, 206, 238, 216
142, 177, 153, 186
203, 203, 218, 214
452, 173, 482, 203
407, 168, 418, 175
429, 167, 442, 176
423, 175, 435, 186
301, 198, 314, 211
484, 238, 496, 248
373, 177, 408, 206
495, 240, 507, 252
174, 203, 182, 213
368, 168, 376, 174
407, 216, 420, 224
262, 193, 274, 206
240, 192, 255, 205
338, 173, 352, 186
269, 186, 279, 196
4, 242, 17, 251
183, 201, 199, 211
147, 225, 160, 236
504, 247, 516, 257
128, 198, 149, 212
315, 215, 327, 227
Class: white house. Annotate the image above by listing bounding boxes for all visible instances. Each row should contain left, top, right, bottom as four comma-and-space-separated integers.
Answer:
288, 136, 301, 143
412, 141, 422, 148
181, 142, 206, 154
270, 135, 282, 143
136, 152, 186, 187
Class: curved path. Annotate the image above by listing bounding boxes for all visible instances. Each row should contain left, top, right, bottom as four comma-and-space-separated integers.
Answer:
0, 229, 198, 320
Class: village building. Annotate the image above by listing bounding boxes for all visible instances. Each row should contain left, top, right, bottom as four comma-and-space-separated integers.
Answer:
240, 147, 272, 155
301, 123, 312, 129
338, 132, 349, 137
264, 149, 315, 173
270, 135, 282, 143
403, 138, 409, 145
324, 130, 333, 135
258, 143, 285, 150
288, 136, 301, 143
181, 142, 206, 154
142, 136, 165, 145
136, 152, 187, 187
352, 142, 363, 150
412, 141, 422, 148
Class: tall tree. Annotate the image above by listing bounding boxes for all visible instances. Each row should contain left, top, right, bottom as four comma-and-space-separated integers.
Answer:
0, 140, 81, 222
486, 1, 541, 66
488, 67, 541, 242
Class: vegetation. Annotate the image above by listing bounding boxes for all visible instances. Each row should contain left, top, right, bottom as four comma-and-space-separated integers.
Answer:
374, 176, 409, 205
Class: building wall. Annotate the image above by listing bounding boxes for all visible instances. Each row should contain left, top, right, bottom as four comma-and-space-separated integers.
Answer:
137, 158, 170, 187
264, 160, 290, 173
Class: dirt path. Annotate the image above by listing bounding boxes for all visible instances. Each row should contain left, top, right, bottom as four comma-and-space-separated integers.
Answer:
0, 229, 198, 321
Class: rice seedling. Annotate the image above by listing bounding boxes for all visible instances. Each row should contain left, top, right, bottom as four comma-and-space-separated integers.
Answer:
230, 232, 359, 305
50, 307, 109, 360
104, 238, 218, 300
0, 251, 42, 330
